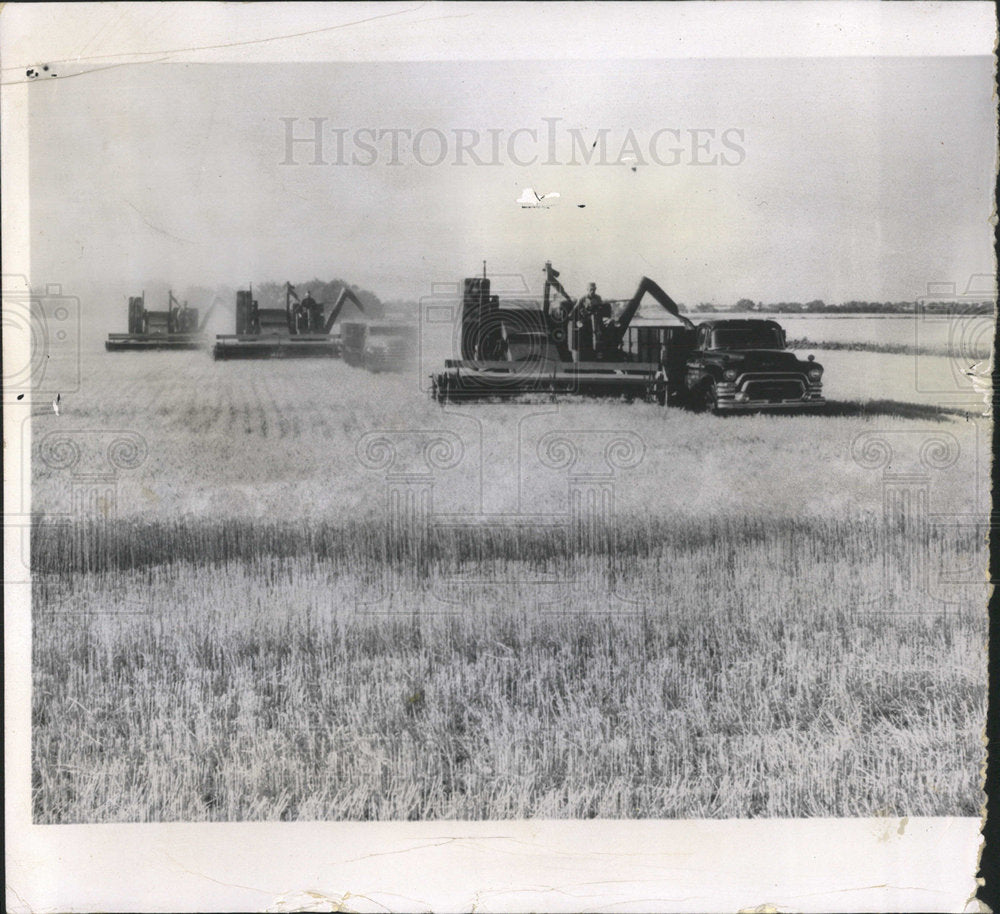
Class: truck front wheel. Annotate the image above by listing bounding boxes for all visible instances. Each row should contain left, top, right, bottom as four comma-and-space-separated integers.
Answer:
695, 381, 719, 414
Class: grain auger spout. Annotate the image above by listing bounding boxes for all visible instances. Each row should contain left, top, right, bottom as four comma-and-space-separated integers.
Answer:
602, 276, 696, 351
324, 286, 365, 333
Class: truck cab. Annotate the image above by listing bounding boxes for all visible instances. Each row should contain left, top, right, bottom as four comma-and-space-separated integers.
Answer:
684, 319, 824, 412
342, 320, 417, 372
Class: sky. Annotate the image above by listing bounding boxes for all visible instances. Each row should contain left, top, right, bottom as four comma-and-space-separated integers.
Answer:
28, 55, 996, 321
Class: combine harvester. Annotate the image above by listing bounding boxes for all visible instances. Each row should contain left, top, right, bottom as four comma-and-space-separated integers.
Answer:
431, 262, 825, 412
212, 282, 363, 360
430, 262, 687, 404
105, 291, 215, 351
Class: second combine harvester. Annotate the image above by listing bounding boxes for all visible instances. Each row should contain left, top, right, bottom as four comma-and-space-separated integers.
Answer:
213, 282, 364, 359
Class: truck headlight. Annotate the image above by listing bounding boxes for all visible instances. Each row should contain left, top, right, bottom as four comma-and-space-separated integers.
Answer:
723, 369, 737, 381
808, 367, 822, 380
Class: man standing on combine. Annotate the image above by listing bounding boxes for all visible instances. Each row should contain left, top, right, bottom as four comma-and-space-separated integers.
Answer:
168, 298, 180, 334
302, 290, 322, 333
573, 282, 611, 360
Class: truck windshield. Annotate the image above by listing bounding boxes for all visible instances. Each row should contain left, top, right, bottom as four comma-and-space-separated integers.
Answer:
709, 327, 784, 350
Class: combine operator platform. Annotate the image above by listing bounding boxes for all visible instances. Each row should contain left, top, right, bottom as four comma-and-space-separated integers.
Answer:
213, 282, 363, 360
105, 291, 215, 351
430, 263, 694, 404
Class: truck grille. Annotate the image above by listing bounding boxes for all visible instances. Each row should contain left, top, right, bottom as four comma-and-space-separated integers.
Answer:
742, 379, 805, 400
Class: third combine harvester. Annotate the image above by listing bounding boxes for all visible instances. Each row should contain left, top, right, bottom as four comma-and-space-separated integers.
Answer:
106, 291, 216, 351
431, 262, 825, 413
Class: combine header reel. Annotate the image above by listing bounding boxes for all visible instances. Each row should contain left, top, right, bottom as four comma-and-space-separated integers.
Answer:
105, 291, 215, 351
430, 263, 695, 403
212, 282, 364, 360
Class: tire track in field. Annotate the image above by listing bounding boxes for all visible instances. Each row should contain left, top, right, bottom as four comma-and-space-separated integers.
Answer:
306, 361, 344, 436
217, 377, 237, 437
311, 402, 334, 440
180, 364, 209, 433
143, 351, 208, 424
310, 361, 351, 440
247, 375, 270, 438
137, 356, 177, 417
192, 374, 224, 435
241, 371, 254, 435
259, 372, 292, 439
290, 368, 333, 439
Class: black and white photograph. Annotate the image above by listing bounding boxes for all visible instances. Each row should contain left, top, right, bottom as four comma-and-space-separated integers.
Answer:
4, 3, 995, 911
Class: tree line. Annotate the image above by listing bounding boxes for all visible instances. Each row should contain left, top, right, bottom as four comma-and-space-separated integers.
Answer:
694, 298, 994, 315
252, 279, 383, 318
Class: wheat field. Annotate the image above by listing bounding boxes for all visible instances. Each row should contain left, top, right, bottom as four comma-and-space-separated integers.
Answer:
29, 332, 990, 823
32, 514, 985, 823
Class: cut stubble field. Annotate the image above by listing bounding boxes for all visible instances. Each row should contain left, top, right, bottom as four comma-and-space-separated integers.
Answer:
29, 327, 990, 822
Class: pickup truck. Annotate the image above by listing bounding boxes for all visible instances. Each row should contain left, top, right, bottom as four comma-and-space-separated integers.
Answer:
681, 319, 825, 413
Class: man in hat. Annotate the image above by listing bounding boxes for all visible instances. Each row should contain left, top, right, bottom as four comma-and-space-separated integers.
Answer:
301, 290, 321, 333
572, 282, 611, 360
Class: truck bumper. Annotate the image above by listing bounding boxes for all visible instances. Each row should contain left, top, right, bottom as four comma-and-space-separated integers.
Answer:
715, 382, 825, 411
